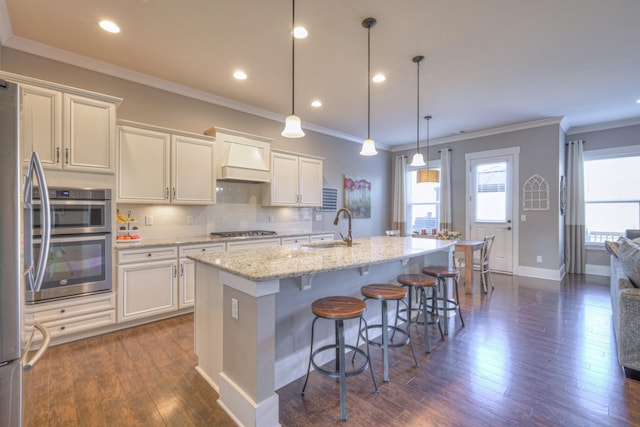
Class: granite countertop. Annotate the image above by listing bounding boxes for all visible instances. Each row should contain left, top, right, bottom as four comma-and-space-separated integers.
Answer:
114, 230, 334, 250
187, 236, 454, 282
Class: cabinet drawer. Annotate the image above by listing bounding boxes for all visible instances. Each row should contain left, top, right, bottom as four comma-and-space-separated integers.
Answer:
118, 246, 178, 264
24, 292, 115, 322
227, 238, 281, 250
25, 310, 116, 340
310, 234, 334, 242
281, 236, 310, 245
179, 243, 225, 256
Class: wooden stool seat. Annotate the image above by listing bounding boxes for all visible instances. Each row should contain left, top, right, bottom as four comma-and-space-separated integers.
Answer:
397, 273, 437, 287
311, 296, 366, 319
361, 284, 407, 300
421, 266, 458, 278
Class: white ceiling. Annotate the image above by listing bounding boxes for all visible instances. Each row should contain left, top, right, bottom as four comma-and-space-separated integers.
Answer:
2, 0, 640, 149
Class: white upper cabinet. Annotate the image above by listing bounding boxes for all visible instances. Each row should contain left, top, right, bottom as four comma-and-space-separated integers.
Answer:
15, 76, 121, 174
264, 151, 323, 207
117, 121, 215, 205
63, 94, 117, 173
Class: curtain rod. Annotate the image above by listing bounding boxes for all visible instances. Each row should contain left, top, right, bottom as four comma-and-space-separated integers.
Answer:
437, 148, 452, 153
565, 140, 586, 145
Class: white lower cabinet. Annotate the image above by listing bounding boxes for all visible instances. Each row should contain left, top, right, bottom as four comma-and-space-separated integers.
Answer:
178, 243, 225, 309
117, 247, 178, 322
23, 292, 116, 341
281, 235, 310, 245
226, 238, 281, 251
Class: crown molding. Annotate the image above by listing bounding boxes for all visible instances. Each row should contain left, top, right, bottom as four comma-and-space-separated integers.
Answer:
566, 116, 640, 135
390, 117, 565, 152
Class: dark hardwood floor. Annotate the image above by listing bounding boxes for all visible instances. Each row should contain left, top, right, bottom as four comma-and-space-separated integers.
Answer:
23, 273, 640, 426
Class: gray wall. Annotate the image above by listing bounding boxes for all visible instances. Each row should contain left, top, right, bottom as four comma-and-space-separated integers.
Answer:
1, 47, 392, 238
396, 123, 564, 271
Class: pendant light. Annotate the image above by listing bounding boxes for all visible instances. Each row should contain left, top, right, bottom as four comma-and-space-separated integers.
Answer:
410, 55, 426, 167
281, 0, 305, 138
360, 17, 378, 156
417, 115, 440, 183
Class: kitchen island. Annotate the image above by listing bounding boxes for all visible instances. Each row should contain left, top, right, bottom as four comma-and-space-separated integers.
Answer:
189, 236, 455, 427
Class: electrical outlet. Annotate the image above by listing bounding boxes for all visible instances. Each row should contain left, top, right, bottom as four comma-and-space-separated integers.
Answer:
536, 255, 542, 263
145, 215, 153, 226
231, 298, 239, 319
521, 214, 526, 222
187, 215, 194, 225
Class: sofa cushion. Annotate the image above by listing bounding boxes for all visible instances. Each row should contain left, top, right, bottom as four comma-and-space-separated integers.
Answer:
605, 236, 640, 259
618, 237, 640, 288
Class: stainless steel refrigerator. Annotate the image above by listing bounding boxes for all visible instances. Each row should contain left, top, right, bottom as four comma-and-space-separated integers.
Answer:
0, 79, 52, 427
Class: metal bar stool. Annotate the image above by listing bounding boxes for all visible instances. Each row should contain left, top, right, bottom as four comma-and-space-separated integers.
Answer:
301, 296, 379, 422
354, 284, 417, 383
421, 266, 464, 335
395, 274, 443, 353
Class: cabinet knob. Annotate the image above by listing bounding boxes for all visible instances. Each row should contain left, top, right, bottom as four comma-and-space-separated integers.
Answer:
60, 309, 66, 314
147, 253, 152, 257
202, 248, 206, 252
60, 325, 66, 331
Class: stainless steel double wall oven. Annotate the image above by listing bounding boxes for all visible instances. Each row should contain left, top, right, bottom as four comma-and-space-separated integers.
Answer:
28, 187, 112, 303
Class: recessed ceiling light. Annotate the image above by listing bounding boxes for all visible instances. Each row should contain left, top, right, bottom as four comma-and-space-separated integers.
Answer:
233, 71, 247, 80
311, 100, 322, 107
293, 26, 308, 39
372, 73, 386, 83
99, 20, 120, 34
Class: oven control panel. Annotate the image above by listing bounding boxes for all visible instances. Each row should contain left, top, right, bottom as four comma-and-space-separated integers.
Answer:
33, 187, 111, 201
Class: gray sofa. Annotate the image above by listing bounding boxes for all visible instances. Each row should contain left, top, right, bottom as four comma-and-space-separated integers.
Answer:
610, 236, 640, 379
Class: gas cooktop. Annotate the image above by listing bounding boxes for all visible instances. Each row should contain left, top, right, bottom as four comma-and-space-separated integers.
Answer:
210, 230, 277, 238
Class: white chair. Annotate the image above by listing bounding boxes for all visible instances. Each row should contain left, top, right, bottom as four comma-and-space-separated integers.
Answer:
457, 234, 495, 293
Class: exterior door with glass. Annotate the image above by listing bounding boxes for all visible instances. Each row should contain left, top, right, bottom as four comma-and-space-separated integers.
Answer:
465, 148, 519, 274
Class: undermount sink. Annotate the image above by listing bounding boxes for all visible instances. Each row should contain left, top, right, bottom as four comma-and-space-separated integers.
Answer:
303, 241, 359, 249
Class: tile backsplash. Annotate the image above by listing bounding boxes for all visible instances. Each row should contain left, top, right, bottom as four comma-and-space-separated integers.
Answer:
117, 181, 314, 239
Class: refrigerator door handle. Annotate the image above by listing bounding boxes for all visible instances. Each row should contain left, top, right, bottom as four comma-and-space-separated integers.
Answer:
24, 151, 51, 292
21, 321, 51, 371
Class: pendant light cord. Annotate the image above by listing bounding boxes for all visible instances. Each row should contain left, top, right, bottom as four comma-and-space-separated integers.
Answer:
416, 59, 420, 153
291, 0, 296, 115
367, 24, 371, 139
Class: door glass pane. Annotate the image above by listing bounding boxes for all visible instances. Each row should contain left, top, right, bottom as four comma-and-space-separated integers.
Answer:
475, 162, 506, 222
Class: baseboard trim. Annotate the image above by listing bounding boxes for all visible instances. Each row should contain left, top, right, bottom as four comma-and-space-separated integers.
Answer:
517, 266, 563, 281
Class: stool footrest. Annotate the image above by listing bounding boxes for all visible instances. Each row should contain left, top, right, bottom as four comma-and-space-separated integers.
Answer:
311, 344, 370, 378
359, 324, 410, 349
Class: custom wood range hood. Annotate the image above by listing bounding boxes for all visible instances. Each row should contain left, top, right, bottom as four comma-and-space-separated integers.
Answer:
207, 127, 272, 183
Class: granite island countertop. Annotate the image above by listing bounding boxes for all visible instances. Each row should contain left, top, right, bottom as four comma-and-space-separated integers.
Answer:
114, 230, 334, 250
187, 236, 454, 282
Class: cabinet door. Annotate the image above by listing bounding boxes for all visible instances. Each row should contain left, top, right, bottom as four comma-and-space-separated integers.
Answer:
20, 84, 62, 169
298, 157, 323, 206
63, 94, 116, 173
117, 260, 177, 322
171, 135, 216, 204
270, 152, 299, 206
117, 126, 171, 204
179, 258, 195, 309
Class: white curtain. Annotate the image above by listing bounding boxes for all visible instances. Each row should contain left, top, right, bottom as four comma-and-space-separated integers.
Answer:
392, 156, 407, 235
564, 140, 585, 274
439, 149, 452, 231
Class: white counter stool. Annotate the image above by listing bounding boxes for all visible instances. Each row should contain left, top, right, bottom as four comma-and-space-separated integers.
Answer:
421, 266, 464, 335
354, 284, 418, 383
301, 296, 379, 422
395, 274, 444, 353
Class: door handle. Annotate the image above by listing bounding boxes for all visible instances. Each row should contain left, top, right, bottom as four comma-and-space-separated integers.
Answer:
22, 321, 51, 371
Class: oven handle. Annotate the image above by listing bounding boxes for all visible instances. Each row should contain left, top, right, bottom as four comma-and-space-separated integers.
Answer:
33, 199, 109, 206
35, 233, 110, 244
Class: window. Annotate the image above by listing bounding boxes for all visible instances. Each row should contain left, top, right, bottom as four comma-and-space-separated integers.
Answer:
475, 162, 507, 222
584, 146, 640, 243
406, 168, 441, 234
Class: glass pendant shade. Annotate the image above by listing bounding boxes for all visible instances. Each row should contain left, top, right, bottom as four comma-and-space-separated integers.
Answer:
281, 114, 305, 138
417, 169, 440, 183
360, 138, 378, 156
410, 152, 426, 167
